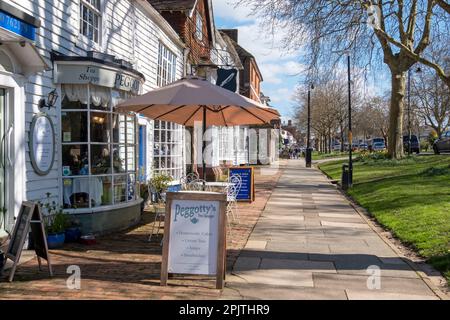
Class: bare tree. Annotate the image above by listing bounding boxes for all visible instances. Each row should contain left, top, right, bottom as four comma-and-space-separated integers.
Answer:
412, 61, 450, 138
236, 0, 450, 159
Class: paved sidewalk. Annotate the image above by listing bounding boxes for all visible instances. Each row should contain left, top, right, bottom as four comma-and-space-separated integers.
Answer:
222, 160, 441, 300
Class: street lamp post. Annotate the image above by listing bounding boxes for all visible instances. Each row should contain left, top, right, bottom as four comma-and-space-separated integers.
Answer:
407, 66, 422, 156
408, 68, 412, 156
306, 84, 314, 168
347, 54, 353, 187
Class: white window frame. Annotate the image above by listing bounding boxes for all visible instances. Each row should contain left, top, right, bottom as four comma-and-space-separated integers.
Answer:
195, 10, 203, 41
79, 0, 102, 45
153, 120, 184, 181
157, 42, 177, 87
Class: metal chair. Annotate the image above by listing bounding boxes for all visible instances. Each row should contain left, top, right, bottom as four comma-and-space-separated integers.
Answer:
180, 172, 200, 190
148, 200, 166, 244
226, 174, 242, 223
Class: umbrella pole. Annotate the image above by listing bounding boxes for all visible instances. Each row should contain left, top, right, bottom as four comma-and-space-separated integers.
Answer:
202, 105, 207, 186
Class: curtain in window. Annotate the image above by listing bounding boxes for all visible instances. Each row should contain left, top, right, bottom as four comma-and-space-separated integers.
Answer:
63, 84, 88, 104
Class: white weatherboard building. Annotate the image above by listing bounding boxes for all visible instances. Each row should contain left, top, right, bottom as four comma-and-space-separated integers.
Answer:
0, 0, 185, 237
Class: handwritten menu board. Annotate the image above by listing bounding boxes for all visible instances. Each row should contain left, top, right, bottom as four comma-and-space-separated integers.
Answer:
229, 167, 255, 203
161, 192, 227, 289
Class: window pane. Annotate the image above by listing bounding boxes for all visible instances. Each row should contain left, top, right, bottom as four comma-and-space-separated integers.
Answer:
62, 145, 89, 176
91, 144, 111, 175
91, 112, 111, 143
92, 176, 112, 207
113, 114, 126, 143
112, 144, 126, 173
62, 95, 87, 110
114, 175, 127, 203
62, 112, 88, 143
127, 145, 135, 172
126, 116, 135, 144
127, 174, 136, 201
63, 177, 90, 209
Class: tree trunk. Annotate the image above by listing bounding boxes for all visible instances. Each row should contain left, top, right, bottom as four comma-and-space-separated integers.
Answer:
340, 125, 345, 153
388, 72, 407, 159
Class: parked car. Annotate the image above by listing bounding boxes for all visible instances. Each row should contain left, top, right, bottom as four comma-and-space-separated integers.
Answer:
332, 144, 341, 152
372, 142, 386, 151
433, 131, 450, 154
359, 143, 368, 151
403, 135, 420, 154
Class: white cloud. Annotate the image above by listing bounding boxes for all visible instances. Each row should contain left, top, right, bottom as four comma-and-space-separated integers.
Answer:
213, 0, 254, 23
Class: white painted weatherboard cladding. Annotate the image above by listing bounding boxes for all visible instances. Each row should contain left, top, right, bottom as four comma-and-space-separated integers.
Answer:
2, 0, 184, 208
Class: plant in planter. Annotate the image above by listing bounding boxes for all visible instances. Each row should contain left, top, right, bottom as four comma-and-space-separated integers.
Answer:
39, 193, 69, 249
149, 174, 173, 203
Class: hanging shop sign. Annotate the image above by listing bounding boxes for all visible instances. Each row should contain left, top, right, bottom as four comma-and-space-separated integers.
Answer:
216, 68, 238, 92
161, 192, 227, 289
55, 64, 143, 93
29, 113, 55, 176
4, 201, 52, 282
229, 167, 255, 203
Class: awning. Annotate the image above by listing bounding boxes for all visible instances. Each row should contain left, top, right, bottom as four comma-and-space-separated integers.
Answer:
1, 41, 51, 76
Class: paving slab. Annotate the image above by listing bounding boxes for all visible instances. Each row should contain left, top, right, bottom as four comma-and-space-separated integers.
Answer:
223, 160, 441, 300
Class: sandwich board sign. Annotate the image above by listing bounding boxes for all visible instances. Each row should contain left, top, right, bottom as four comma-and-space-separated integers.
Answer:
161, 192, 227, 289
3, 201, 52, 282
229, 167, 255, 202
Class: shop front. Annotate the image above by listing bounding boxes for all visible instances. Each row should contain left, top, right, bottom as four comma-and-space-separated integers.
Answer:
53, 53, 145, 234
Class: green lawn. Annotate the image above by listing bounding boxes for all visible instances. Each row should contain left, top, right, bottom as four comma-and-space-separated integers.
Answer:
319, 155, 450, 284
312, 151, 359, 160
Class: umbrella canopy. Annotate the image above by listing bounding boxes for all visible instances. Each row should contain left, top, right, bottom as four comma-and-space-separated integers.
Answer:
116, 77, 280, 126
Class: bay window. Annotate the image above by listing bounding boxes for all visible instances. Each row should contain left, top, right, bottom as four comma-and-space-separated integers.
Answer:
61, 84, 138, 210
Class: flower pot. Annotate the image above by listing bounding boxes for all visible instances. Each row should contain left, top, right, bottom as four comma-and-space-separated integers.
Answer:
65, 227, 81, 243
47, 233, 65, 249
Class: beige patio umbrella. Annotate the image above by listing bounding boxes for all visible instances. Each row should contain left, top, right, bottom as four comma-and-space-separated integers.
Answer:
117, 77, 280, 179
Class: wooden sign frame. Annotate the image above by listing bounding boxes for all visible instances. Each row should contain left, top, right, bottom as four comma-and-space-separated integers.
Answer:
160, 191, 227, 289
3, 201, 52, 282
229, 166, 255, 203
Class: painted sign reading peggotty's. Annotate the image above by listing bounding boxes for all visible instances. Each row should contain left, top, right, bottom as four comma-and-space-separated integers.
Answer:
168, 200, 220, 275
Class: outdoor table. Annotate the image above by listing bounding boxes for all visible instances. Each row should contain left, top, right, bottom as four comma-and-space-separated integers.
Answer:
204, 181, 233, 193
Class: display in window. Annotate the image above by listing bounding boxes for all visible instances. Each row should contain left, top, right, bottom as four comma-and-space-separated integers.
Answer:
91, 112, 111, 143
62, 145, 89, 176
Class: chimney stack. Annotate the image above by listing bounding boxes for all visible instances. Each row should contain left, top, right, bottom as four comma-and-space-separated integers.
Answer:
220, 29, 238, 43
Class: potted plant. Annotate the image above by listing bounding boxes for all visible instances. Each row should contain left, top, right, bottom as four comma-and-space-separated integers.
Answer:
39, 193, 69, 249
46, 212, 69, 249
149, 173, 173, 203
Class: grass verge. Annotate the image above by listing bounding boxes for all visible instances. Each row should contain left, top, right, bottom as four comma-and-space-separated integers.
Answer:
318, 155, 450, 285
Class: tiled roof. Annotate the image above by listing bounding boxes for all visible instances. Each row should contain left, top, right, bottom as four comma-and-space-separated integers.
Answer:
147, 0, 197, 11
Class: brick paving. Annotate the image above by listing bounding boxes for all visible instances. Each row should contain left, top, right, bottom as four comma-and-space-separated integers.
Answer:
0, 164, 284, 300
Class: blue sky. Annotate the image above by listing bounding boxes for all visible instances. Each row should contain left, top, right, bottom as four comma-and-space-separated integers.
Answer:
212, 0, 304, 123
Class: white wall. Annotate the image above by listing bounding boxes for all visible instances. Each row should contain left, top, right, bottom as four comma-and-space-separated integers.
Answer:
3, 0, 184, 209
